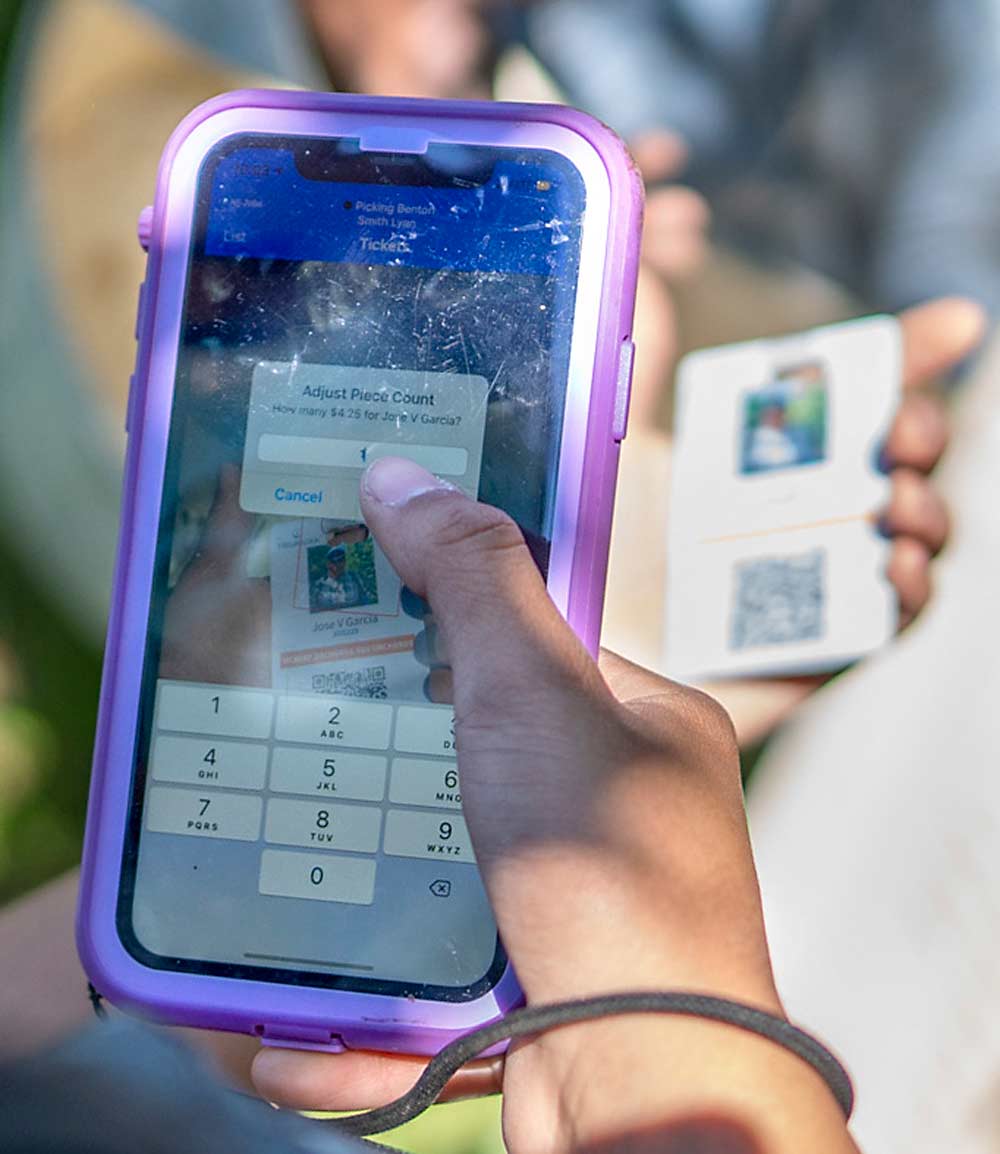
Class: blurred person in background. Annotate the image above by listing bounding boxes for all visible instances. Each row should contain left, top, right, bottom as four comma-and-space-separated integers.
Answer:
1, 0, 968, 729
0, 2, 994, 1151
522, 0, 1000, 321
512, 6, 1000, 1152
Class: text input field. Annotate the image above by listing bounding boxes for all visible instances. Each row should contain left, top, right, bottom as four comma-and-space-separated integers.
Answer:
258, 434, 469, 476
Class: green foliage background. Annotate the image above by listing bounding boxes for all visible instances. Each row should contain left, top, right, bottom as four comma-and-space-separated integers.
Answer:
0, 0, 101, 904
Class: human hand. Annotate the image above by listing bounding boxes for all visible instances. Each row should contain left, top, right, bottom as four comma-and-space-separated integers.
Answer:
704, 298, 984, 743
630, 131, 710, 284
159, 464, 271, 687
251, 458, 854, 1154
303, 0, 494, 99
625, 131, 709, 427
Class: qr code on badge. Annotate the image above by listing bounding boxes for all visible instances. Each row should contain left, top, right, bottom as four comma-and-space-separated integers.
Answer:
729, 550, 825, 651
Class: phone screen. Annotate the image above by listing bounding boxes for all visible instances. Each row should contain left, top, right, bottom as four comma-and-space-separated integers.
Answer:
120, 135, 586, 999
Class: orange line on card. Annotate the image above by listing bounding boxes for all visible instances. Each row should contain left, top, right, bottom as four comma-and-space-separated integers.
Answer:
699, 512, 875, 545
280, 634, 418, 669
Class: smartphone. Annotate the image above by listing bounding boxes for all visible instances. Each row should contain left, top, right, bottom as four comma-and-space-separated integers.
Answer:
76, 90, 642, 1054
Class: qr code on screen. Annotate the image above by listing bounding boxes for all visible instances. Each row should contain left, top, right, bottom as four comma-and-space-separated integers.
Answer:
310, 666, 388, 699
729, 550, 825, 651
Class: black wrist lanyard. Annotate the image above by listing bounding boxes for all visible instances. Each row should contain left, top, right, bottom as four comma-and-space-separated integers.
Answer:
330, 992, 853, 1139
90, 985, 853, 1144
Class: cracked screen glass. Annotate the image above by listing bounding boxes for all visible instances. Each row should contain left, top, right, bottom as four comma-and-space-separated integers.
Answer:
120, 136, 586, 998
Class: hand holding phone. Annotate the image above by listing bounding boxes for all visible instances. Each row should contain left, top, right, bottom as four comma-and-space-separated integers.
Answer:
256, 454, 775, 1112
77, 90, 642, 1053
252, 458, 836, 1150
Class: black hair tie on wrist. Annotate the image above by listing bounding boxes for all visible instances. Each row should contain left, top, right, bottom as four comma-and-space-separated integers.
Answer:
329, 991, 853, 1140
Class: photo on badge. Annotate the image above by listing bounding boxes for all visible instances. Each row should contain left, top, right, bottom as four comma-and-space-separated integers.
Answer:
306, 521, 378, 613
739, 361, 829, 475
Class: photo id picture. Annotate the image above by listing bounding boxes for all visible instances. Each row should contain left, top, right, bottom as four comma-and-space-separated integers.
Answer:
740, 361, 829, 475
306, 522, 378, 613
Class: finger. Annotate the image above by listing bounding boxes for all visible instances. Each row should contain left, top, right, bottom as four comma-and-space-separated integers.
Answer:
899, 298, 986, 391
424, 665, 454, 704
359, 457, 600, 714
883, 392, 949, 473
173, 1028, 260, 1095
252, 1046, 503, 1112
400, 585, 432, 620
645, 183, 710, 226
887, 535, 932, 625
629, 130, 688, 183
642, 226, 708, 282
413, 620, 448, 668
628, 268, 678, 428
880, 468, 950, 555
642, 186, 710, 280
199, 463, 257, 564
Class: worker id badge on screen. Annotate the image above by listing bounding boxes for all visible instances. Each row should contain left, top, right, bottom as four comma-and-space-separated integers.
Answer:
665, 316, 902, 680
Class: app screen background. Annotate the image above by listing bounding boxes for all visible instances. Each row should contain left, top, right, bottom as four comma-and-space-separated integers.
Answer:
121, 138, 585, 998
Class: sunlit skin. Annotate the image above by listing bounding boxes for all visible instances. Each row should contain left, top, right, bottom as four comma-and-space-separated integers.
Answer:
7, 9, 985, 1147
0, 302, 979, 1153
246, 452, 858, 1154
579, 1117, 766, 1154
247, 303, 979, 1150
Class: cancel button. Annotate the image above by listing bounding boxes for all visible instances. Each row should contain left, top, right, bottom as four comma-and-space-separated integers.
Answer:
240, 472, 359, 519
274, 485, 323, 505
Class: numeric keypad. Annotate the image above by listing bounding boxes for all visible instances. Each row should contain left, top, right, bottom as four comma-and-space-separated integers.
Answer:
149, 682, 468, 905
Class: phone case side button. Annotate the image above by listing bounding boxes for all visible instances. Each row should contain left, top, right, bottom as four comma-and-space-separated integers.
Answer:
612, 339, 636, 442
258, 1024, 347, 1050
134, 280, 147, 340
125, 373, 137, 433
137, 205, 154, 252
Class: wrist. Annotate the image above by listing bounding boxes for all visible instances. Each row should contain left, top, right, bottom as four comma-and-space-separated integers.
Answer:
486, 844, 780, 1012
547, 1013, 855, 1154
479, 750, 780, 1012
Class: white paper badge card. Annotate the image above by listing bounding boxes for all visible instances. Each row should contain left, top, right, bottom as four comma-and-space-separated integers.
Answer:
665, 315, 901, 680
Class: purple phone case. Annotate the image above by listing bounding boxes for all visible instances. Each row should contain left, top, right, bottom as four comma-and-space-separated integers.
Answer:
77, 89, 643, 1055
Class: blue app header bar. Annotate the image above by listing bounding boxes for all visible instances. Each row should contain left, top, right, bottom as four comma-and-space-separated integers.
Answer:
204, 147, 583, 279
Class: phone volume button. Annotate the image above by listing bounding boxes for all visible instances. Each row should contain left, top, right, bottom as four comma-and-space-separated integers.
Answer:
137, 205, 153, 252
258, 1024, 348, 1050
612, 339, 636, 442
125, 373, 137, 433
134, 281, 147, 341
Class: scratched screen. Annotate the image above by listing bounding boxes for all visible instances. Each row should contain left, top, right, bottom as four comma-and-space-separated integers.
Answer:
117, 137, 587, 1000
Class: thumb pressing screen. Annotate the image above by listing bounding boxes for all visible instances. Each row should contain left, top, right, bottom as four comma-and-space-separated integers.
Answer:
665, 316, 901, 680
